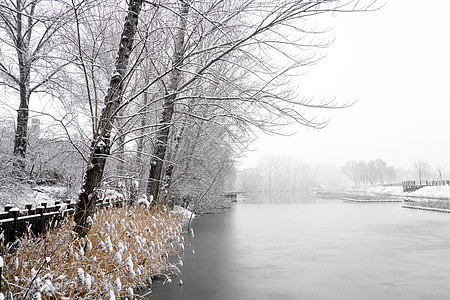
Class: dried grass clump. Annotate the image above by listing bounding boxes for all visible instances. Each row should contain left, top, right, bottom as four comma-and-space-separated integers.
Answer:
2, 205, 186, 299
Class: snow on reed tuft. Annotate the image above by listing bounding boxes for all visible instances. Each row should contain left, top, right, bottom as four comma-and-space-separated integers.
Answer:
127, 286, 134, 296
113, 251, 122, 264
77, 268, 85, 285
125, 256, 135, 277
114, 277, 122, 292
85, 273, 92, 291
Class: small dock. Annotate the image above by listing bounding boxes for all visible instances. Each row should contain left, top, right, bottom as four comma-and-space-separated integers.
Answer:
223, 191, 245, 203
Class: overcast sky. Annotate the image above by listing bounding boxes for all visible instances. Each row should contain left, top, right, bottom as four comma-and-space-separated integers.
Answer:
242, 0, 450, 172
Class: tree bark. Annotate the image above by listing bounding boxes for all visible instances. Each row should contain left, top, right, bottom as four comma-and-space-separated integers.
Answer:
74, 0, 143, 237
12, 0, 32, 172
13, 89, 30, 168
147, 0, 189, 204
162, 126, 184, 196
116, 108, 126, 178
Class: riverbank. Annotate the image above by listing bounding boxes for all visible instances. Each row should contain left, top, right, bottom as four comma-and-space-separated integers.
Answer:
318, 185, 450, 200
2, 205, 189, 299
318, 185, 450, 211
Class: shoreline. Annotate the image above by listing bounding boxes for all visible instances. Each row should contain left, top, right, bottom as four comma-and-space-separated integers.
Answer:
318, 185, 450, 213
342, 197, 402, 203
402, 204, 450, 213
320, 185, 450, 201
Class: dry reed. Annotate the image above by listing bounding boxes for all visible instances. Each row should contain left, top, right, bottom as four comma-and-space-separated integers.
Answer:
1, 205, 186, 299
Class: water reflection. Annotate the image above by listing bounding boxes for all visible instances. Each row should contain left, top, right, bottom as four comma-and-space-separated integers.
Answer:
241, 191, 316, 204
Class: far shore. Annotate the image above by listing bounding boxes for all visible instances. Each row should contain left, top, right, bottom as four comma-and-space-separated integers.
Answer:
317, 185, 450, 211
349, 185, 450, 200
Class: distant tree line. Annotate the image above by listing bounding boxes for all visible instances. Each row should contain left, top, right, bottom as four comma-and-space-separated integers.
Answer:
341, 159, 396, 187
238, 154, 312, 193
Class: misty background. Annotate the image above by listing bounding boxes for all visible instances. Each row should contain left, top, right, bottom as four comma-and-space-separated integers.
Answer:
236, 0, 450, 192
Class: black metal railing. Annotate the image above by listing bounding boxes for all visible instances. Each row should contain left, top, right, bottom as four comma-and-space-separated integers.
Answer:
0, 198, 124, 246
402, 180, 450, 192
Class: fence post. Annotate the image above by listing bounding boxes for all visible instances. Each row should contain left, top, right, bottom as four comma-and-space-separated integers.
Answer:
4, 204, 13, 212
37, 206, 45, 234
9, 207, 20, 242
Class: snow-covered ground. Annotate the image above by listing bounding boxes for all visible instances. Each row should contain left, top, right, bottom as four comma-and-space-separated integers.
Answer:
408, 186, 450, 199
0, 185, 72, 211
349, 185, 404, 196
173, 205, 195, 224
349, 185, 450, 199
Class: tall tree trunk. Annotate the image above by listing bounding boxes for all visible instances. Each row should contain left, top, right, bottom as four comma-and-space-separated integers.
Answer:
12, 0, 32, 172
147, 0, 189, 204
162, 95, 198, 198
74, 0, 143, 237
162, 125, 184, 196
13, 82, 30, 170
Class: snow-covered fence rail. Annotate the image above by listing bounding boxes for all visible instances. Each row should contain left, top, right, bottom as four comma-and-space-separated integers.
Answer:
0, 199, 124, 245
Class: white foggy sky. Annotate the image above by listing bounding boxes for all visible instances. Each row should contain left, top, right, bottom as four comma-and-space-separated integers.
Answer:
242, 0, 450, 172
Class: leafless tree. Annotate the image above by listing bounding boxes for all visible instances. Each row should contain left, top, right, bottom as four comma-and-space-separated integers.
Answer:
144, 0, 376, 203
147, 0, 190, 203
342, 160, 362, 187
54, 0, 378, 233
0, 0, 71, 171
167, 121, 236, 211
342, 158, 396, 186
414, 160, 429, 184
73, 0, 144, 236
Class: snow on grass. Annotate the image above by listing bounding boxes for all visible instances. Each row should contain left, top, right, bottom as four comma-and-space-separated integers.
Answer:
2, 205, 190, 299
136, 195, 151, 209
409, 186, 450, 199
173, 205, 194, 224
348, 186, 405, 196
404, 198, 450, 210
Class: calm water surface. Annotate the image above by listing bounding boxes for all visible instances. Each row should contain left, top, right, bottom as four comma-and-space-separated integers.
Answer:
150, 198, 450, 299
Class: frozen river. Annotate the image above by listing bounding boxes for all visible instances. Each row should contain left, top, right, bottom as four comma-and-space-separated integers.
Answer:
150, 197, 450, 299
